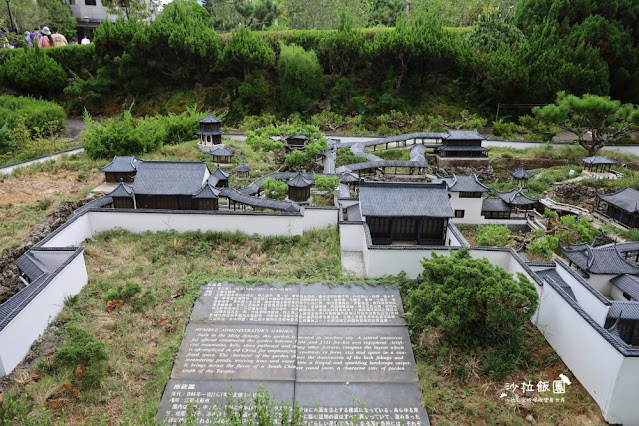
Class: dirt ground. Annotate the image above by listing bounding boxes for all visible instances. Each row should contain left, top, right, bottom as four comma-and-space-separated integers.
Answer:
0, 170, 99, 208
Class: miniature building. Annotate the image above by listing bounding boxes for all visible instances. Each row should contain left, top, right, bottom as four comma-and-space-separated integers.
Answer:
107, 182, 135, 209
100, 156, 137, 183
481, 198, 512, 219
196, 114, 223, 147
509, 165, 532, 187
495, 189, 538, 211
192, 184, 220, 210
583, 156, 617, 172
210, 165, 230, 188
210, 147, 234, 164
596, 187, 639, 228
286, 133, 309, 151
358, 181, 453, 245
286, 172, 313, 202
560, 242, 639, 277
437, 130, 489, 159
235, 161, 251, 178
339, 171, 360, 194
433, 174, 491, 224
132, 161, 211, 210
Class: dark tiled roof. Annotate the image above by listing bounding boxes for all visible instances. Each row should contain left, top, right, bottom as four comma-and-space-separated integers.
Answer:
510, 165, 532, 180
536, 268, 577, 301
199, 114, 222, 124
287, 171, 313, 188
597, 187, 639, 214
434, 174, 490, 193
211, 165, 230, 180
438, 145, 490, 152
340, 160, 430, 172
560, 242, 639, 275
107, 182, 133, 198
236, 162, 251, 173
196, 128, 223, 136
192, 184, 220, 199
210, 147, 234, 157
582, 156, 617, 165
338, 171, 359, 183
359, 181, 453, 218
288, 133, 309, 141
15, 252, 48, 281
99, 156, 137, 172
443, 129, 486, 141
608, 301, 639, 320
220, 188, 301, 212
481, 198, 512, 212
132, 161, 210, 196
610, 274, 639, 301
496, 189, 539, 206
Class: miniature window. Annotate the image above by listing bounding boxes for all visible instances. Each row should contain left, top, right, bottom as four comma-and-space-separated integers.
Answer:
454, 210, 465, 218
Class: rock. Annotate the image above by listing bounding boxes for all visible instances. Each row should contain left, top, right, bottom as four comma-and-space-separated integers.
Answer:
526, 414, 536, 423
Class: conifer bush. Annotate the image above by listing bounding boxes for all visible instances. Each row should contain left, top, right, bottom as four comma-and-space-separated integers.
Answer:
0, 48, 67, 96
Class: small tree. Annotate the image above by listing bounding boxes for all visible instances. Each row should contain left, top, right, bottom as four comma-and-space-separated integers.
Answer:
222, 27, 275, 79
476, 224, 512, 247
314, 175, 339, 192
261, 177, 288, 199
405, 248, 538, 348
533, 91, 639, 156
278, 43, 323, 114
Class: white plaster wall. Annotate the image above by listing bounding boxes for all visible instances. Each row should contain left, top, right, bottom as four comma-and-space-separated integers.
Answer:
480, 219, 528, 226
87, 211, 305, 237
445, 225, 463, 247
587, 274, 616, 298
339, 223, 367, 252
0, 148, 84, 176
39, 214, 93, 248
606, 356, 639, 424
554, 263, 610, 326
534, 283, 626, 422
31, 251, 75, 272
609, 286, 631, 302
0, 252, 88, 376
448, 193, 484, 224
303, 208, 338, 231
366, 249, 447, 278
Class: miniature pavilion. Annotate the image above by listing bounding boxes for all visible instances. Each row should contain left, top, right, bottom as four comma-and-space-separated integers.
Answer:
286, 133, 309, 151
286, 172, 313, 202
596, 187, 639, 228
210, 147, 234, 164
582, 156, 617, 172
196, 114, 223, 147
100, 156, 137, 183
509, 165, 533, 187
437, 130, 490, 159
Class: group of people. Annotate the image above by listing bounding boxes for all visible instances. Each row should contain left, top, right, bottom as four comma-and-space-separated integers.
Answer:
23, 27, 90, 48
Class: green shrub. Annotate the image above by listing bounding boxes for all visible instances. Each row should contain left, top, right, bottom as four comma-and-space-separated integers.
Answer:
335, 147, 367, 167
238, 73, 271, 115
0, 95, 66, 136
53, 326, 109, 389
261, 177, 289, 199
527, 229, 558, 260
492, 119, 524, 139
0, 48, 67, 96
278, 43, 323, 114
476, 224, 512, 247
314, 175, 339, 192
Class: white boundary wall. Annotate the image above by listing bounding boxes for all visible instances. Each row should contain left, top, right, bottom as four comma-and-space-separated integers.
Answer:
0, 250, 87, 376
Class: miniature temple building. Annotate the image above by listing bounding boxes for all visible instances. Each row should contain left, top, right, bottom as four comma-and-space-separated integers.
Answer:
560, 242, 639, 277
583, 156, 617, 172
286, 171, 313, 202
610, 275, 639, 302
358, 181, 453, 245
286, 133, 309, 151
338, 171, 359, 193
107, 182, 135, 209
596, 187, 639, 228
434, 174, 491, 223
510, 165, 533, 187
100, 156, 137, 183
210, 165, 230, 188
437, 130, 489, 159
481, 198, 512, 219
196, 114, 223, 147
235, 161, 251, 178
192, 184, 220, 210
604, 303, 639, 347
132, 161, 211, 210
210, 147, 234, 164
495, 189, 538, 211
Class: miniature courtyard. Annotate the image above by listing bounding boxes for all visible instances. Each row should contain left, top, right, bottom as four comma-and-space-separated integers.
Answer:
1, 119, 639, 425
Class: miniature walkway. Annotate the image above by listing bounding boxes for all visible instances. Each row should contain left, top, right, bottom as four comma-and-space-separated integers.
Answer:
157, 282, 429, 425
539, 198, 590, 216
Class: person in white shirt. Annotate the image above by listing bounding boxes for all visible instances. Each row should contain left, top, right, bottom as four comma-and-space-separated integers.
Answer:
81, 36, 90, 45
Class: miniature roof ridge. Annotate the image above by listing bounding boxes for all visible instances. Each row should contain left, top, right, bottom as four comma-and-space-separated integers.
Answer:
596, 187, 639, 213
99, 156, 137, 172
199, 113, 222, 123
559, 240, 639, 275
582, 156, 617, 165
193, 183, 221, 198
211, 164, 230, 179
495, 188, 538, 205
359, 180, 448, 189
210, 147, 234, 156
137, 159, 208, 165
107, 182, 134, 198
443, 129, 486, 140
509, 165, 533, 179
287, 171, 313, 187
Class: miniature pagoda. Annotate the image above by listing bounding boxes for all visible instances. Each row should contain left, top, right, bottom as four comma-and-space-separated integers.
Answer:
510, 165, 533, 187
285, 133, 309, 151
235, 161, 251, 178
495, 189, 538, 211
196, 114, 223, 147
286, 171, 313, 202
209, 165, 230, 188
437, 130, 489, 164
